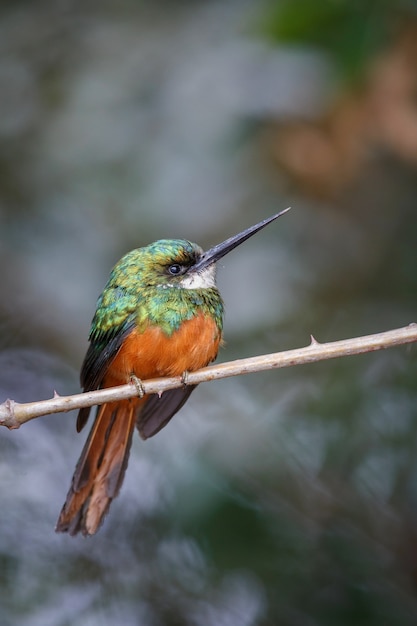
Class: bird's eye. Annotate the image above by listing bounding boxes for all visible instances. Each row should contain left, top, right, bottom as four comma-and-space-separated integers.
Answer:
168, 264, 182, 275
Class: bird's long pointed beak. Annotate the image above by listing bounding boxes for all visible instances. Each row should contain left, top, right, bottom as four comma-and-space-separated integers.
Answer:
191, 207, 291, 273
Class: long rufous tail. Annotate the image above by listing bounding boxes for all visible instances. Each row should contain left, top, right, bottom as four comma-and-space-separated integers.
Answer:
56, 399, 139, 536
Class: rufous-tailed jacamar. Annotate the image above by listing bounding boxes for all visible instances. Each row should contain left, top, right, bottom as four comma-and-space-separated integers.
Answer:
56, 209, 290, 536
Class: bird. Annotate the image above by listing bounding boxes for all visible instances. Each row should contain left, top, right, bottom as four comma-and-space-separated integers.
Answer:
56, 208, 290, 536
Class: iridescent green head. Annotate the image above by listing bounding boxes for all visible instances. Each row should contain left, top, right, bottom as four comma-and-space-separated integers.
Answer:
114, 239, 216, 292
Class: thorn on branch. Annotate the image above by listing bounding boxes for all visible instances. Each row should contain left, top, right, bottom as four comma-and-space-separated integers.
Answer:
310, 335, 320, 346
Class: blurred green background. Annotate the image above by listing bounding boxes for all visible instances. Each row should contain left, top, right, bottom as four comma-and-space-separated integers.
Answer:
1, 0, 417, 624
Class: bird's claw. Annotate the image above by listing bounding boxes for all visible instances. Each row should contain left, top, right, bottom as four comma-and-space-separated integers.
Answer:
181, 371, 190, 388
130, 375, 145, 398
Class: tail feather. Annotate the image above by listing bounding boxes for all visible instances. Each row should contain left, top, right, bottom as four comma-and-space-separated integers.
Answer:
56, 399, 137, 536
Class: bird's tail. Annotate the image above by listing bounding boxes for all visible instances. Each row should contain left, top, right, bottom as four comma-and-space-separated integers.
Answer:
56, 399, 138, 536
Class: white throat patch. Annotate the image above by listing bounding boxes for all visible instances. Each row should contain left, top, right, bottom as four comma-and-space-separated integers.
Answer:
180, 264, 217, 289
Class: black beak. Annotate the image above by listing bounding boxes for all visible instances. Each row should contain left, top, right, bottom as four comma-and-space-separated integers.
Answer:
192, 207, 291, 273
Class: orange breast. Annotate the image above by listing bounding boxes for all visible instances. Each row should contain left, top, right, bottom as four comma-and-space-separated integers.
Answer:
103, 312, 222, 388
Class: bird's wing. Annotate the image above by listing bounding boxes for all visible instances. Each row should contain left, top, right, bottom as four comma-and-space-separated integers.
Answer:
136, 384, 197, 440
80, 321, 136, 391
76, 319, 136, 432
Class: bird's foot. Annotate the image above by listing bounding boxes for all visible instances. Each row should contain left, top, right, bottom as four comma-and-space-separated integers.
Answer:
130, 374, 145, 398
181, 370, 190, 388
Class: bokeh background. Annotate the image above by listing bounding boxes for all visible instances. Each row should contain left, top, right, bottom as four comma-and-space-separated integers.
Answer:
1, 1, 417, 624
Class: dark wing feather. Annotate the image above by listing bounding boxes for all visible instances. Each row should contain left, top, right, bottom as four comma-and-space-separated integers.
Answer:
76, 320, 136, 432
80, 322, 136, 391
136, 385, 197, 440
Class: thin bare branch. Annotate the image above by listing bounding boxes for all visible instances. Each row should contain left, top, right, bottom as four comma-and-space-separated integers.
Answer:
0, 323, 416, 430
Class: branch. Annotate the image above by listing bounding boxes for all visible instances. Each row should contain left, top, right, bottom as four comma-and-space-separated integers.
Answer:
1, 323, 416, 430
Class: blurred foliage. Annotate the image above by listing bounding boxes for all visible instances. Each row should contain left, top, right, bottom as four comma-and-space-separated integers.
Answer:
259, 0, 408, 82
259, 0, 417, 197
0, 0, 416, 625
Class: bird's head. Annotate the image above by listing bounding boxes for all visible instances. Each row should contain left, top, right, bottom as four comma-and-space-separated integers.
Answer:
112, 208, 291, 292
